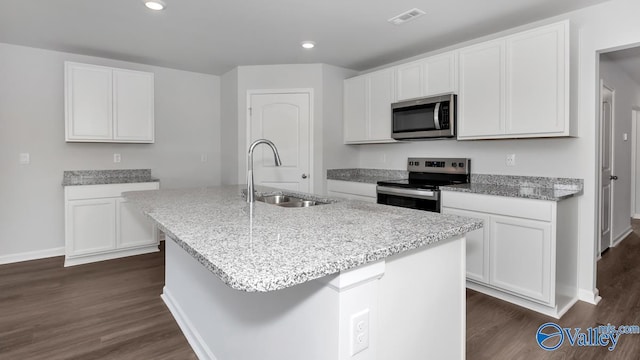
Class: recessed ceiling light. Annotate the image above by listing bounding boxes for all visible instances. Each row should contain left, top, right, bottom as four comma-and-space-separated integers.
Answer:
144, 0, 166, 11
301, 41, 315, 49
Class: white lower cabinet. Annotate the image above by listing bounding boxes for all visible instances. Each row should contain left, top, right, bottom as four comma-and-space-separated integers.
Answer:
327, 180, 377, 203
64, 182, 159, 266
442, 190, 578, 318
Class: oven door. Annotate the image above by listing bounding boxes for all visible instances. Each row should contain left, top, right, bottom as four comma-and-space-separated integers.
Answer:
376, 186, 440, 212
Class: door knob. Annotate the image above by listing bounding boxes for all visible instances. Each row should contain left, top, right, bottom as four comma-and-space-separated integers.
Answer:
301, 173, 308, 179
610, 175, 618, 180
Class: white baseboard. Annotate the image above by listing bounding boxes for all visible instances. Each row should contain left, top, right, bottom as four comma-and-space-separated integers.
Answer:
578, 288, 601, 305
611, 227, 633, 248
161, 287, 216, 360
0, 247, 65, 265
633, 214, 640, 219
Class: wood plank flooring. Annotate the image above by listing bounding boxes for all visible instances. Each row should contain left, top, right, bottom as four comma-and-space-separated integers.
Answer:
0, 243, 197, 360
467, 220, 640, 360
2, 224, 639, 359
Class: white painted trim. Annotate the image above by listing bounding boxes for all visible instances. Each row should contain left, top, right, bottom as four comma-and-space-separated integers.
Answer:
245, 88, 315, 193
162, 287, 217, 360
318, 260, 385, 291
632, 109, 640, 218
578, 288, 602, 305
0, 247, 65, 265
611, 227, 633, 248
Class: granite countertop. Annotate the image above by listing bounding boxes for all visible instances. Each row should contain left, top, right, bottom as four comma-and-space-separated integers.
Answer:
62, 169, 159, 186
327, 168, 407, 183
440, 174, 583, 201
124, 185, 482, 292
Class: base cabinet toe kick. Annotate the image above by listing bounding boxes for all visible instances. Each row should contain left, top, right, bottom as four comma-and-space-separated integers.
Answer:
442, 190, 580, 319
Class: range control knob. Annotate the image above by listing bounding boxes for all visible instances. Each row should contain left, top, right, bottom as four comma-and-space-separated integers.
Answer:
452, 162, 457, 167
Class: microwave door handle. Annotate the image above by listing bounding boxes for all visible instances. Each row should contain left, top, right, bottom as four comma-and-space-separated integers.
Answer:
434, 102, 441, 130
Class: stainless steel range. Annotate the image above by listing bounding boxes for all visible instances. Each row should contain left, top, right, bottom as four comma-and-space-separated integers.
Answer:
377, 157, 471, 212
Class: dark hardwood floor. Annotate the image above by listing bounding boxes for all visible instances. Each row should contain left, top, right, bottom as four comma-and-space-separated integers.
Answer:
467, 220, 640, 360
0, 243, 197, 360
2, 223, 639, 360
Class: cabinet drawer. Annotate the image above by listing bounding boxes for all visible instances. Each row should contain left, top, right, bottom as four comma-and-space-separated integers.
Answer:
441, 191, 553, 221
65, 182, 159, 200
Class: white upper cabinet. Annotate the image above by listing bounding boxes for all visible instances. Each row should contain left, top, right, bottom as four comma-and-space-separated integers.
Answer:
395, 51, 458, 101
395, 60, 424, 101
505, 23, 568, 135
343, 68, 396, 144
457, 21, 571, 139
65, 62, 155, 143
458, 40, 506, 137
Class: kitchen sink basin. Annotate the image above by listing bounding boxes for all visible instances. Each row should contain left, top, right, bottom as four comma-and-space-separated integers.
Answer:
256, 194, 328, 207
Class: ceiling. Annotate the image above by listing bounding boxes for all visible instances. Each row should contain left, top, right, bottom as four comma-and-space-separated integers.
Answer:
602, 46, 640, 85
0, 0, 610, 75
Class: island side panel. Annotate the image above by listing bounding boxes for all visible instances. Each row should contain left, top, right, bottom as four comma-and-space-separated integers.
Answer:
377, 235, 466, 360
162, 238, 340, 360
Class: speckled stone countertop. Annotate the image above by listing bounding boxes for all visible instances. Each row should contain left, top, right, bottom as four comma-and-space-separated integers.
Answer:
124, 185, 482, 292
327, 168, 407, 183
62, 169, 159, 186
441, 174, 583, 201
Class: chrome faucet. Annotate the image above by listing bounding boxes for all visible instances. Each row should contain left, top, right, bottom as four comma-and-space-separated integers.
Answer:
247, 139, 282, 203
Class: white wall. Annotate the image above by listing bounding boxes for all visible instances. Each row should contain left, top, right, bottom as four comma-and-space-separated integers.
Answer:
229, 64, 357, 194
599, 56, 640, 243
0, 43, 221, 260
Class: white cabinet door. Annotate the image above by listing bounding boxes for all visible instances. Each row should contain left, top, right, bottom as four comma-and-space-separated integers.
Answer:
65, 62, 154, 143
395, 60, 424, 101
113, 69, 155, 142
343, 69, 396, 144
506, 22, 568, 135
442, 207, 490, 283
458, 40, 505, 138
344, 76, 368, 143
117, 198, 158, 248
65, 63, 113, 141
424, 52, 457, 96
66, 199, 116, 256
368, 69, 395, 141
489, 215, 552, 304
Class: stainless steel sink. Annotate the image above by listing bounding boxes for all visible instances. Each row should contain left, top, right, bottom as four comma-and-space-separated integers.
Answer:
256, 194, 327, 208
258, 195, 291, 204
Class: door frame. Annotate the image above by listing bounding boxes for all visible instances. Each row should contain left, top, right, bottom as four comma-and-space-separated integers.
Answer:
597, 80, 615, 256
245, 88, 315, 193
631, 108, 640, 219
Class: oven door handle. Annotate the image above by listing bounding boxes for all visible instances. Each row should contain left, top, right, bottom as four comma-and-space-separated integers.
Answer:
376, 186, 439, 200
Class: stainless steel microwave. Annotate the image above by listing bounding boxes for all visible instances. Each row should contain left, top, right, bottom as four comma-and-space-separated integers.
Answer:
391, 93, 456, 140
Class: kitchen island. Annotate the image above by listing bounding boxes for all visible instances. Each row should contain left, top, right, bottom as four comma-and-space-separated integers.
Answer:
125, 185, 482, 360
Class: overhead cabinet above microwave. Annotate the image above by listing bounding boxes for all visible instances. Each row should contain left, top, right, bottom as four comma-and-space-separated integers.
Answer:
65, 62, 155, 143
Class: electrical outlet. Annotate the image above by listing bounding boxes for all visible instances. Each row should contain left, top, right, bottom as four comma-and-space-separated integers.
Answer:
200, 154, 208, 162
506, 154, 516, 167
113, 153, 121, 163
351, 309, 370, 356
19, 153, 30, 165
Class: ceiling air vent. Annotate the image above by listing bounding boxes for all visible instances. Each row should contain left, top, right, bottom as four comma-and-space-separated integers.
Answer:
388, 8, 426, 25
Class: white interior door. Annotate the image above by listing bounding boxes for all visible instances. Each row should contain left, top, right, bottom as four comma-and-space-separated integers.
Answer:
249, 91, 311, 192
600, 84, 614, 254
